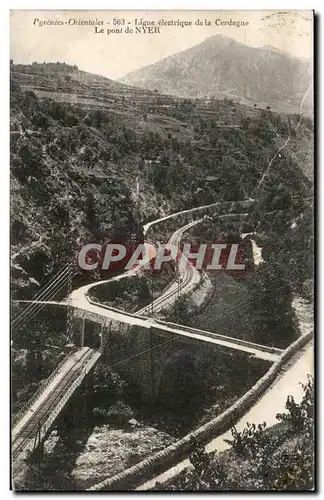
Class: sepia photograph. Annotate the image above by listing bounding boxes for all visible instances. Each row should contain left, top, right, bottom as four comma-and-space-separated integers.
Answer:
10, 9, 314, 491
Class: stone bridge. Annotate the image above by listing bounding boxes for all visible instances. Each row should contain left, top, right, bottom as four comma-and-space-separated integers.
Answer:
71, 310, 280, 402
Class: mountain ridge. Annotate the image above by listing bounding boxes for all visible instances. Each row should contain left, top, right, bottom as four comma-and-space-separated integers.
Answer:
119, 35, 312, 114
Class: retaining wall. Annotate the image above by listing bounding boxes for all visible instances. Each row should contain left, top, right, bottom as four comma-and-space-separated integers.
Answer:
87, 331, 312, 491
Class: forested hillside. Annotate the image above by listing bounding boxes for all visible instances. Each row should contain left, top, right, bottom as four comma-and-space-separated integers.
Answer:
10, 63, 313, 298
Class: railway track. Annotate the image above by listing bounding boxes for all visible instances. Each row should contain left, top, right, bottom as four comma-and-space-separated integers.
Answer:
135, 219, 201, 316
12, 347, 100, 461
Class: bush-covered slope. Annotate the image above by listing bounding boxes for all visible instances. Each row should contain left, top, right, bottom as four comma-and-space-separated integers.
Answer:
10, 63, 313, 298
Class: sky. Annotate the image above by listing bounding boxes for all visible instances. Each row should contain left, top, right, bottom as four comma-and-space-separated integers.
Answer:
10, 10, 313, 80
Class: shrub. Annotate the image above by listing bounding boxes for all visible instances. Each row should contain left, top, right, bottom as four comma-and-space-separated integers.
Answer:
104, 401, 134, 427
92, 364, 125, 401
188, 443, 226, 490
224, 422, 269, 457
276, 375, 314, 435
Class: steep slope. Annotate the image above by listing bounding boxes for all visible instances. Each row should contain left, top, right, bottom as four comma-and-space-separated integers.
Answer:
10, 62, 312, 298
119, 35, 312, 114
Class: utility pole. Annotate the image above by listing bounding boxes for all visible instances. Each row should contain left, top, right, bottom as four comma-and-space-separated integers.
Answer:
151, 276, 154, 314
177, 263, 181, 299
66, 138, 75, 346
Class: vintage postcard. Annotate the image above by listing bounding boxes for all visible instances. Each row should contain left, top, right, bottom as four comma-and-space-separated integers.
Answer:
10, 10, 314, 491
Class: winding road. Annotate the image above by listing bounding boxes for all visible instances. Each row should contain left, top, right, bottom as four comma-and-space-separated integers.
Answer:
69, 218, 203, 320
136, 218, 202, 316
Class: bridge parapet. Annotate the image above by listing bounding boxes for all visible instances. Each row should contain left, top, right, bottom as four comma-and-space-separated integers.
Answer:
155, 320, 283, 357
12, 348, 101, 465
12, 346, 78, 428
87, 331, 312, 491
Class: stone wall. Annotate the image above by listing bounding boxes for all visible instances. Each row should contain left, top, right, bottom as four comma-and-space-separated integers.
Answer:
87, 331, 312, 491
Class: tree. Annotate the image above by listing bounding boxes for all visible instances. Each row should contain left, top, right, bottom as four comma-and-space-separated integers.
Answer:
277, 375, 314, 433
168, 296, 193, 324
92, 363, 125, 401
247, 258, 299, 347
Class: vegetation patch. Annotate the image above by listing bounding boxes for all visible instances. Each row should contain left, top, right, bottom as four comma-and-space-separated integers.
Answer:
154, 376, 314, 491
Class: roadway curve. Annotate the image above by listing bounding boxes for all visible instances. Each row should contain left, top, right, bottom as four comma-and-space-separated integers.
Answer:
69, 218, 202, 319
16, 199, 246, 322
136, 219, 202, 316
16, 202, 243, 328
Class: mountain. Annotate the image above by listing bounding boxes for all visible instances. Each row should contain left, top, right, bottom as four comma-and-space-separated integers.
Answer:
119, 35, 312, 114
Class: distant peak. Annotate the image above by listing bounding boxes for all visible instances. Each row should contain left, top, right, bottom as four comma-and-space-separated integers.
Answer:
201, 35, 252, 51
204, 34, 236, 43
